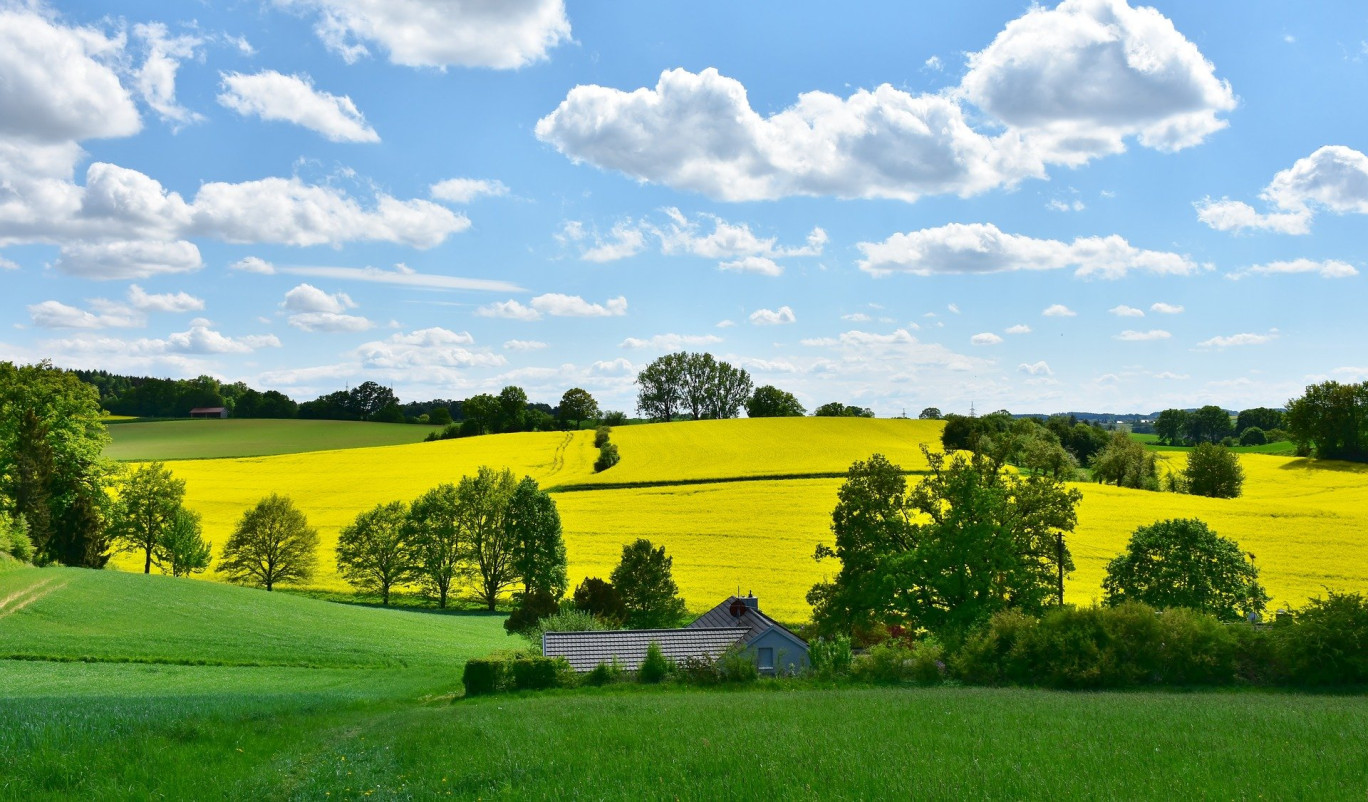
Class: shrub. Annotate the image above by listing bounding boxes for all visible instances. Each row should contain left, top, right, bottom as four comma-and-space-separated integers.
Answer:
594, 443, 620, 472
462, 658, 508, 697
571, 577, 625, 625
1263, 428, 1290, 443
1183, 443, 1245, 498
909, 638, 946, 686
523, 607, 608, 653
511, 657, 569, 691
1, 511, 33, 562
1156, 607, 1237, 685
639, 641, 671, 684
1279, 591, 1368, 686
856, 640, 917, 684
953, 610, 1038, 686
593, 426, 611, 448
1239, 427, 1267, 446
601, 410, 628, 426
717, 647, 759, 683
1231, 623, 1283, 685
808, 635, 853, 679
585, 658, 627, 686
504, 589, 561, 636
678, 655, 722, 685
1103, 518, 1267, 621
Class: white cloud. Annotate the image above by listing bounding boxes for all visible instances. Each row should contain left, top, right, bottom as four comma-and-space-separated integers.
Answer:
53, 240, 203, 279
620, 333, 723, 350
923, 55, 943, 72
28, 283, 205, 329
283, 283, 356, 314
430, 178, 509, 204
288, 312, 374, 333
280, 264, 519, 292
1116, 329, 1171, 341
719, 256, 783, 276
1109, 304, 1144, 317
590, 358, 634, 375
716, 320, 736, 329
799, 328, 987, 374
971, 332, 1003, 346
749, 306, 796, 326
1154, 371, 1188, 380
857, 222, 1202, 279
218, 70, 379, 143
1047, 199, 1086, 212
558, 220, 648, 263
0, 255, 18, 270
1198, 146, 1368, 234
1043, 304, 1076, 317
1150, 302, 1184, 314
477, 300, 540, 321
28, 300, 136, 329
842, 313, 872, 322
532, 294, 627, 318
1198, 330, 1279, 348
503, 339, 547, 351
164, 325, 280, 354
947, 303, 961, 314
231, 256, 275, 274
133, 23, 205, 128
1018, 361, 1052, 376
127, 284, 204, 313
537, 2, 1232, 202
277, 0, 571, 69
1005, 324, 1031, 335
1227, 258, 1359, 280
353, 327, 504, 374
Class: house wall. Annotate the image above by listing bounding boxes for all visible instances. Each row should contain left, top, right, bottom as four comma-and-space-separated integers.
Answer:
744, 629, 809, 675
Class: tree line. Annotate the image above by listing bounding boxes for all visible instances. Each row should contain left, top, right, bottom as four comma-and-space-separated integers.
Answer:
635, 351, 873, 422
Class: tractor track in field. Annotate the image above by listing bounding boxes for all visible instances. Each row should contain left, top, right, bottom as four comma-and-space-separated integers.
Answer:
546, 468, 933, 494
0, 577, 68, 620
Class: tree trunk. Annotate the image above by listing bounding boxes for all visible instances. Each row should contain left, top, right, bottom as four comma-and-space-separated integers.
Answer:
144, 547, 152, 574
382, 584, 390, 605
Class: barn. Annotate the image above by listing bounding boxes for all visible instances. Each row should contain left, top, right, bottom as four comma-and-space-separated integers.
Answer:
188, 407, 228, 419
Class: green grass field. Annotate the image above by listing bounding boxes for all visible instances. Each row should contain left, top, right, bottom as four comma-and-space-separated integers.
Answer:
1132, 431, 1299, 455
2, 564, 1366, 798
103, 418, 444, 461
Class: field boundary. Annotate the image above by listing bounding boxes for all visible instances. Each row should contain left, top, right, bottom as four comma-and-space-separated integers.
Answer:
547, 469, 932, 493
0, 653, 403, 670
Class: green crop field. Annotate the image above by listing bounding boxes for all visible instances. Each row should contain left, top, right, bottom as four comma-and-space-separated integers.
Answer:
103, 418, 445, 461
2, 564, 1366, 798
1132, 432, 1299, 455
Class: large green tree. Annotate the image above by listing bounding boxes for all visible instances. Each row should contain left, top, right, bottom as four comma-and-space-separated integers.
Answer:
1090, 432, 1160, 490
153, 508, 212, 578
220, 494, 318, 591
1185, 405, 1235, 445
611, 539, 688, 629
337, 500, 413, 604
745, 385, 806, 418
111, 461, 186, 574
1153, 409, 1189, 446
558, 388, 599, 430
496, 386, 528, 433
458, 466, 519, 610
406, 483, 463, 608
1236, 407, 1283, 436
0, 361, 114, 566
1285, 380, 1368, 462
506, 477, 567, 599
635, 352, 687, 422
1102, 518, 1268, 621
810, 449, 1079, 641
1183, 443, 1244, 498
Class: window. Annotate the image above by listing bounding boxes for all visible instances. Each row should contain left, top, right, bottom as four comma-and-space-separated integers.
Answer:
758, 647, 774, 670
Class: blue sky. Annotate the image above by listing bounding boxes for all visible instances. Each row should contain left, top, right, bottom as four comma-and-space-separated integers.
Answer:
2, 0, 1366, 415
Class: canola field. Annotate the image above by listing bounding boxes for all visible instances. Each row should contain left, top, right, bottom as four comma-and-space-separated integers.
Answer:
110, 419, 1368, 622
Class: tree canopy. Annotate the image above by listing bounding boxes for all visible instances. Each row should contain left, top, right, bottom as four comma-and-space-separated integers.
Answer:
111, 461, 186, 574
336, 500, 413, 604
1285, 380, 1368, 462
745, 385, 805, 418
558, 388, 599, 429
220, 494, 318, 591
636, 352, 752, 422
1183, 443, 1244, 498
1102, 518, 1268, 621
610, 539, 688, 629
813, 402, 875, 418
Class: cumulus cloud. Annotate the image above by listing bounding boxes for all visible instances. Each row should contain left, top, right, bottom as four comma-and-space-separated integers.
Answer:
28, 283, 205, 329
503, 339, 547, 351
971, 332, 1004, 345
231, 256, 275, 274
133, 23, 205, 128
1197, 146, 1368, 234
1005, 324, 1031, 334
283, 283, 356, 314
354, 327, 504, 372
289, 312, 374, 333
749, 306, 796, 326
1150, 302, 1184, 314
478, 294, 627, 320
1115, 329, 1171, 341
1226, 258, 1358, 280
218, 70, 379, 143
0, 255, 18, 270
477, 300, 540, 321
1109, 304, 1144, 317
276, 0, 571, 69
620, 333, 724, 350
856, 222, 1201, 279
127, 284, 204, 313
537, 1, 1233, 202
1042, 304, 1077, 318
430, 178, 509, 204
53, 240, 203, 279
720, 256, 783, 276
29, 300, 136, 329
1019, 361, 1052, 376
1198, 330, 1279, 348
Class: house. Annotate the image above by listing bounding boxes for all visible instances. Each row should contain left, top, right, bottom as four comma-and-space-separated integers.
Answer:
188, 407, 228, 419
543, 594, 809, 675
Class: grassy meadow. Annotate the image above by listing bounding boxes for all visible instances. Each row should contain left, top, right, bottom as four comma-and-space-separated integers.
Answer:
2, 564, 1366, 799
101, 417, 1368, 622
104, 418, 445, 461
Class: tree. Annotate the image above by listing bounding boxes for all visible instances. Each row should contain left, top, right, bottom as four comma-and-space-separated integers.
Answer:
1154, 409, 1189, 446
0, 510, 33, 562
1239, 427, 1267, 446
1183, 443, 1244, 498
496, 386, 528, 433
610, 539, 688, 629
220, 494, 318, 591
461, 393, 500, 436
336, 500, 413, 604
153, 508, 211, 578
0, 361, 114, 567
1285, 380, 1368, 461
635, 353, 687, 422
573, 577, 626, 624
1021, 435, 1079, 481
428, 405, 453, 426
371, 401, 405, 424
111, 461, 186, 574
1236, 407, 1283, 436
681, 352, 720, 421
406, 484, 463, 608
1102, 518, 1268, 621
1185, 405, 1234, 445
745, 385, 806, 418
809, 449, 1080, 641
1090, 432, 1160, 490
458, 466, 519, 610
506, 478, 567, 599
704, 359, 753, 419
918, 407, 943, 420
558, 388, 599, 430
350, 381, 399, 420
814, 402, 875, 418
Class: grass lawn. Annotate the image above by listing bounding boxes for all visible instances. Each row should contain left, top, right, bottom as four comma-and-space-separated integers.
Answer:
1131, 432, 1298, 455
103, 418, 445, 461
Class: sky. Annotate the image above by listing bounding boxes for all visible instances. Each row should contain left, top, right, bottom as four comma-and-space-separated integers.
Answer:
1, 0, 1366, 416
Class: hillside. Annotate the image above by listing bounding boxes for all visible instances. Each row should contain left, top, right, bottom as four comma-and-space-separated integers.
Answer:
104, 418, 445, 461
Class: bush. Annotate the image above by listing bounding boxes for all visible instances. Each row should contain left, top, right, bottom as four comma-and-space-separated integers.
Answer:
855, 640, 917, 684
808, 636, 853, 678
639, 641, 671, 684
462, 658, 508, 696
717, 647, 759, 683
1263, 428, 1290, 443
585, 658, 627, 686
593, 426, 611, 448
953, 610, 1038, 686
523, 607, 608, 653
678, 655, 723, 685
909, 638, 946, 686
1156, 607, 1237, 685
1238, 427, 1267, 446
505, 589, 561, 636
594, 443, 620, 472
1, 511, 33, 562
1279, 591, 1368, 686
1183, 443, 1245, 498
1231, 623, 1283, 685
511, 657, 570, 690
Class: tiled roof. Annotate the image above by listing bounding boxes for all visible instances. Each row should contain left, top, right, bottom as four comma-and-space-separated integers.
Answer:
543, 627, 749, 672
688, 596, 805, 647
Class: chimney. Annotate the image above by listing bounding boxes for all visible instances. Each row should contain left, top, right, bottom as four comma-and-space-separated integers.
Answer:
740, 592, 758, 611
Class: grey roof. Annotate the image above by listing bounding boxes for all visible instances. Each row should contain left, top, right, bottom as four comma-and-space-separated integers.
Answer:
543, 627, 748, 672
687, 596, 807, 648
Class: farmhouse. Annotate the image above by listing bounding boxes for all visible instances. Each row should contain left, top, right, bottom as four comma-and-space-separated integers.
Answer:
189, 407, 228, 419
544, 594, 809, 675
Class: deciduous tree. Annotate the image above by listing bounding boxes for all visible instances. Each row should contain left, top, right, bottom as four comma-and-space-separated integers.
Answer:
337, 500, 413, 604
1285, 380, 1368, 461
153, 508, 211, 578
1102, 518, 1268, 621
461, 393, 500, 436
497, 386, 528, 433
573, 576, 626, 624
1185, 405, 1234, 445
1154, 408, 1189, 446
611, 539, 688, 629
111, 461, 185, 574
746, 385, 805, 418
406, 483, 463, 608
1090, 432, 1160, 490
636, 353, 687, 422
220, 494, 318, 591
458, 466, 519, 610
1183, 443, 1244, 498
558, 388, 599, 430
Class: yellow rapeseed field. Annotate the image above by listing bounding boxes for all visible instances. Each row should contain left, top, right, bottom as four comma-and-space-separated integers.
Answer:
111, 420, 1368, 623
